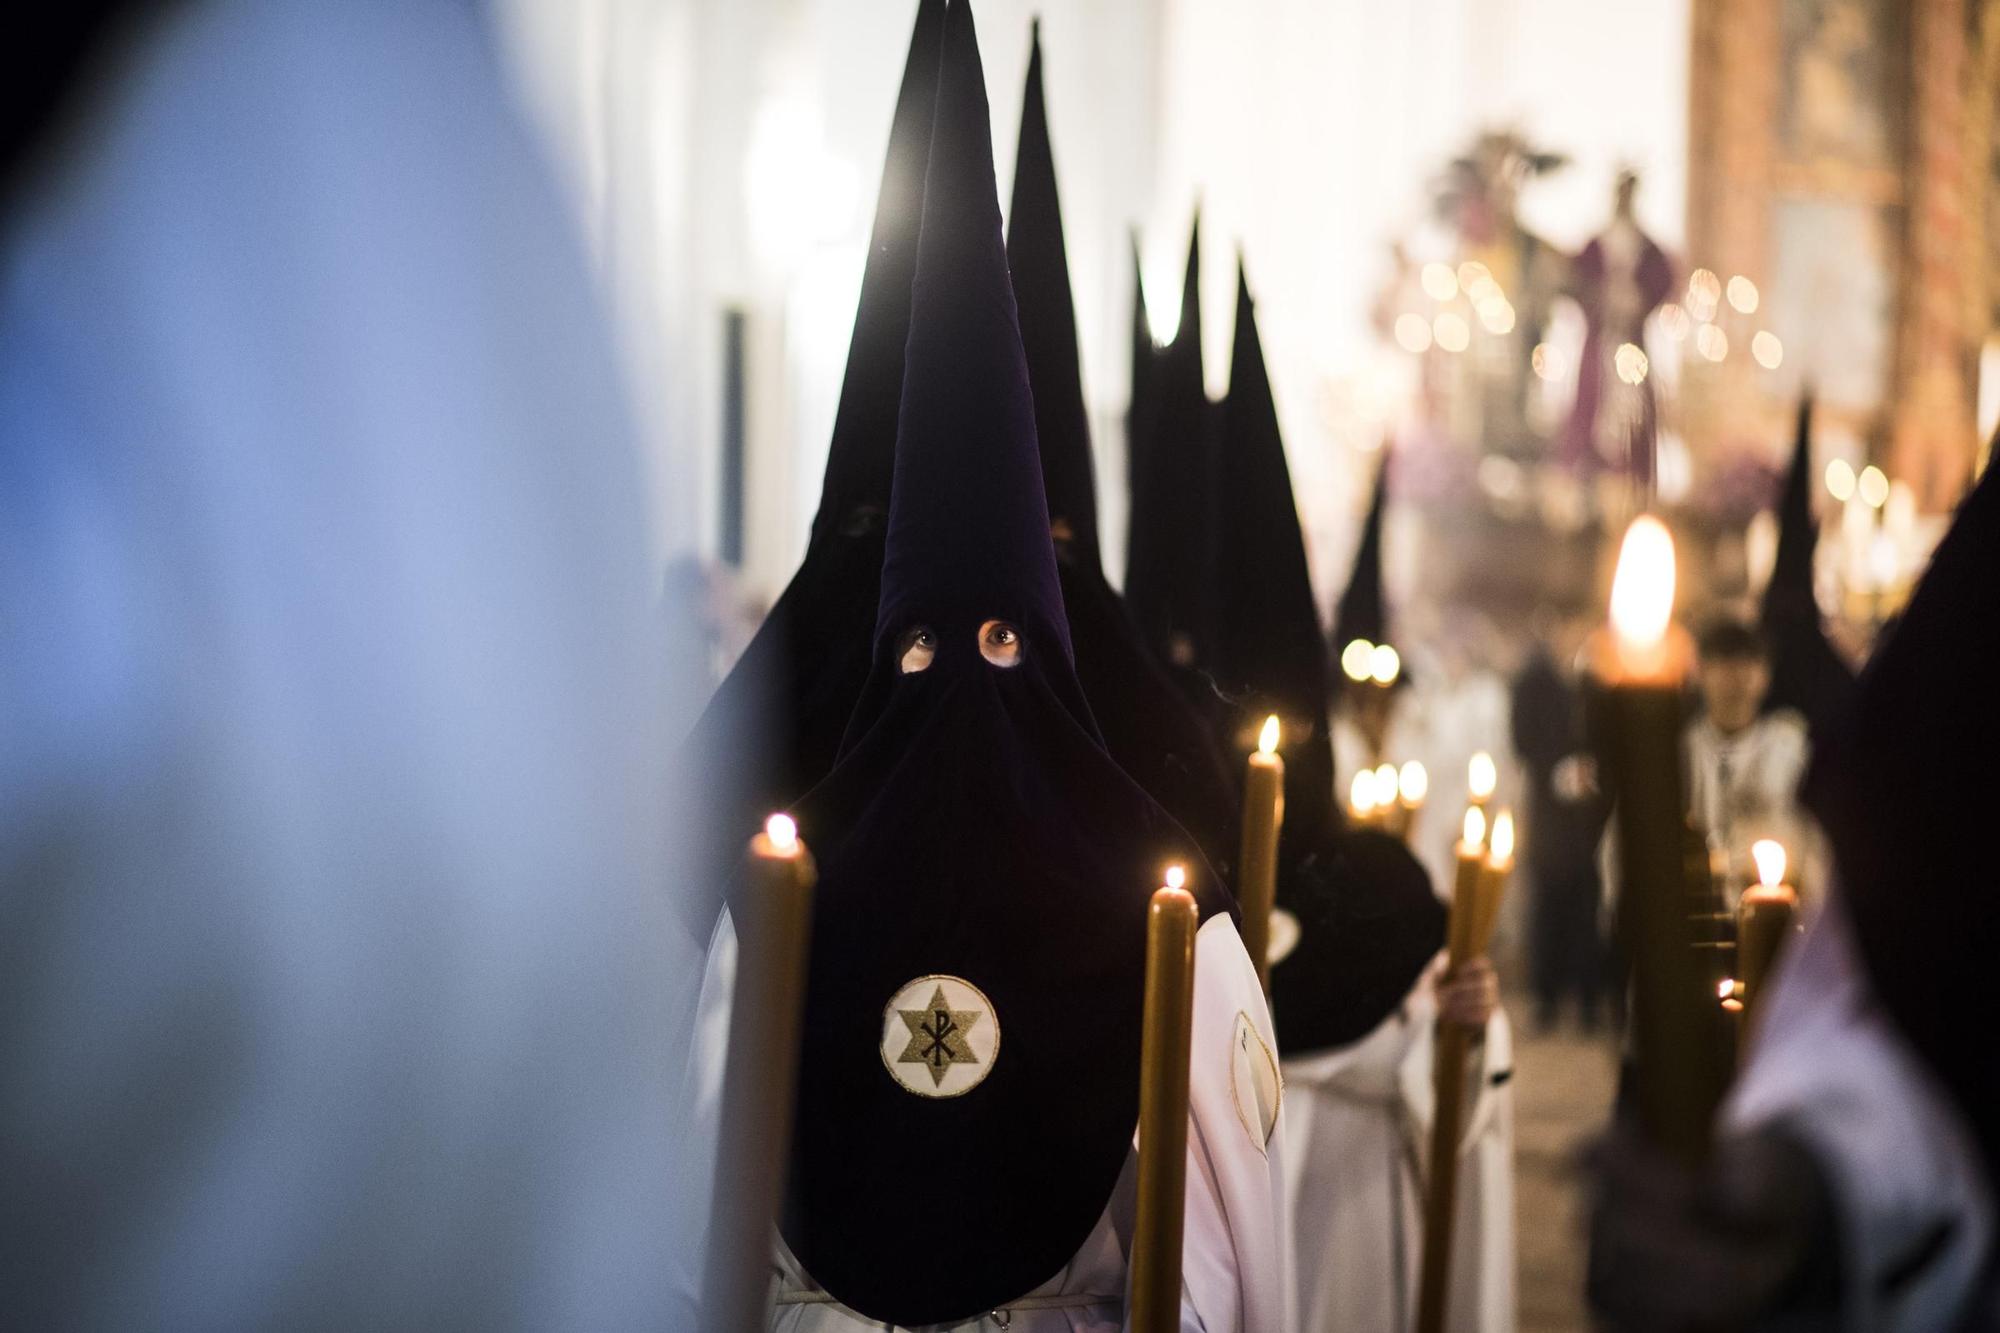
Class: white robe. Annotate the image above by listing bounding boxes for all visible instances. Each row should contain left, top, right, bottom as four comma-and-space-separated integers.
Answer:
1724, 894, 1993, 1330
1281, 966, 1516, 1333
686, 914, 1291, 1331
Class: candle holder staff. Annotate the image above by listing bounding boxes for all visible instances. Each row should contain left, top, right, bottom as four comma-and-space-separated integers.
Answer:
1588, 456, 2000, 1329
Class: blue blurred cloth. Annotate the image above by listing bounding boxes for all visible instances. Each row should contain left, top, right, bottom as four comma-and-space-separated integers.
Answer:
1, 3, 706, 1327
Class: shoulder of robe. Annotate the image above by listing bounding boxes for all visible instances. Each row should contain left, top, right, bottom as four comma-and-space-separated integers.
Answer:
1196, 916, 1283, 1153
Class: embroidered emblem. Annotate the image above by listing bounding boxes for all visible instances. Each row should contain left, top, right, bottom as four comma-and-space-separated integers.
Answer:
1229, 1010, 1283, 1152
881, 975, 1000, 1098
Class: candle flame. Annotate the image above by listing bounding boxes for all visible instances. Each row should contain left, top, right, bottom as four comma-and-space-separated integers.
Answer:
1609, 515, 1677, 653
1341, 639, 1376, 682
1259, 715, 1280, 755
1398, 760, 1428, 805
765, 813, 799, 852
1717, 977, 1736, 1000
1467, 751, 1497, 801
1370, 643, 1402, 686
1373, 763, 1397, 796
1461, 805, 1486, 849
1351, 769, 1378, 814
1751, 839, 1787, 889
1164, 864, 1187, 891
1488, 810, 1515, 864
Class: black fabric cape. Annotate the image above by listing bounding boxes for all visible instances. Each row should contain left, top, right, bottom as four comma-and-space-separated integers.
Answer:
781, 6, 1231, 1323
1759, 396, 1855, 735
678, 0, 942, 934
1216, 266, 1444, 1054
1804, 456, 2000, 1180
1004, 24, 1238, 876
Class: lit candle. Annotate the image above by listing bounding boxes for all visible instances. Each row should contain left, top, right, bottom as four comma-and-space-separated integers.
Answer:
702, 814, 819, 1333
1473, 810, 1516, 952
1416, 805, 1489, 1333
1238, 716, 1285, 992
1736, 839, 1799, 1038
1396, 760, 1429, 843
1467, 751, 1498, 811
1370, 643, 1402, 688
1349, 768, 1380, 826
1373, 762, 1400, 833
1132, 870, 1199, 1333
1591, 515, 1727, 1164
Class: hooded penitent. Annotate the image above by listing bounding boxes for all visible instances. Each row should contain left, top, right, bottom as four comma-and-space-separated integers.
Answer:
1124, 214, 1219, 677
1005, 23, 1237, 875
781, 5, 1231, 1324
679, 0, 941, 930
1219, 265, 1445, 1054
1804, 458, 2000, 1180
1759, 396, 1855, 734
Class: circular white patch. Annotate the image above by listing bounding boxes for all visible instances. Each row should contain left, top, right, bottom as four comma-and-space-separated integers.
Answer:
880, 974, 1001, 1098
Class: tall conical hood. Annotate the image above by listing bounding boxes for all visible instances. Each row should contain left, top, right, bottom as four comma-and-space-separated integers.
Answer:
1806, 459, 2000, 1176
1222, 264, 1445, 1057
675, 0, 941, 939
1214, 262, 1336, 836
1006, 24, 1098, 574
1127, 231, 1156, 502
1124, 214, 1218, 668
783, 6, 1229, 1322
1759, 395, 1855, 731
871, 1, 1070, 675
1006, 29, 1237, 873
1332, 456, 1390, 655
811, 0, 948, 541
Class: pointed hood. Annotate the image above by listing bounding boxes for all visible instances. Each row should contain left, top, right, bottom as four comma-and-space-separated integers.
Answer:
1214, 262, 1335, 836
1217, 264, 1445, 1056
1759, 395, 1855, 731
1006, 23, 1098, 574
1807, 458, 2000, 1176
869, 2, 1070, 678
1332, 456, 1390, 656
676, 0, 941, 938
783, 7, 1229, 1322
1005, 28, 1238, 873
811, 0, 948, 541
1127, 231, 1156, 498
1124, 214, 1218, 669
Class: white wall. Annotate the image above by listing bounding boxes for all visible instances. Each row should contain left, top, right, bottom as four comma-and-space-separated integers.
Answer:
494, 0, 1690, 603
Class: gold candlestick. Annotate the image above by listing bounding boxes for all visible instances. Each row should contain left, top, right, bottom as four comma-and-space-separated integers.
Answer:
1238, 716, 1285, 992
1592, 515, 1729, 1164
1415, 807, 1488, 1333
1132, 871, 1199, 1333
702, 815, 818, 1333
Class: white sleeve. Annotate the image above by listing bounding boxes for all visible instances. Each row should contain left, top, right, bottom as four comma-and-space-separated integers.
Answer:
1175, 915, 1294, 1333
1725, 894, 1992, 1331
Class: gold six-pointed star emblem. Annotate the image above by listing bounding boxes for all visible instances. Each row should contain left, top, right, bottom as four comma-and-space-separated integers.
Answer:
895, 985, 983, 1088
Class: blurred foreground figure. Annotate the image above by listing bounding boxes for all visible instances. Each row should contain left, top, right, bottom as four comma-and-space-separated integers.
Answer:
1589, 459, 2000, 1330
1, 4, 705, 1327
